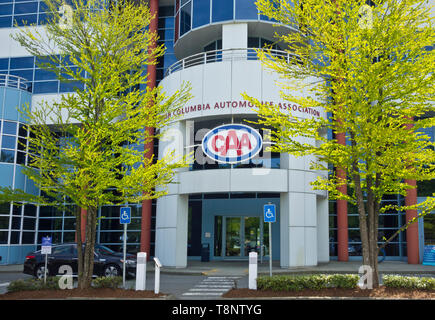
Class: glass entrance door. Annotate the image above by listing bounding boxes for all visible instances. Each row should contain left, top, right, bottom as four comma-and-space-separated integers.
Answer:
214, 216, 267, 258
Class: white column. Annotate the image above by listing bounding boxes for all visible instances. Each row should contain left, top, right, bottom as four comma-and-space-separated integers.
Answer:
280, 184, 319, 267
317, 196, 330, 263
155, 119, 189, 268
155, 194, 189, 268
222, 23, 248, 60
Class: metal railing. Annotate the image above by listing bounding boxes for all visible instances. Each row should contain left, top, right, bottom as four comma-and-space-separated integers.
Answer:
164, 48, 298, 77
0, 74, 30, 91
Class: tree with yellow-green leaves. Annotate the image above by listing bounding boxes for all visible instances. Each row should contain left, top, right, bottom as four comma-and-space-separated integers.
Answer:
0, 0, 191, 289
248, 0, 435, 287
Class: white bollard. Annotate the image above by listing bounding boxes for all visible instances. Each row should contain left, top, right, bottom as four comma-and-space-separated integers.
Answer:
248, 251, 258, 290
154, 257, 162, 294
135, 252, 147, 291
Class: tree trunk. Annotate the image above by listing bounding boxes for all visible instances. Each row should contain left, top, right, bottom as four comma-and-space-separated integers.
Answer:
78, 205, 97, 289
366, 176, 380, 288
75, 206, 84, 287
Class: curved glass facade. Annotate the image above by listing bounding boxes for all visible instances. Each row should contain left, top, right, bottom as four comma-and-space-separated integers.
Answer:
175, 0, 277, 42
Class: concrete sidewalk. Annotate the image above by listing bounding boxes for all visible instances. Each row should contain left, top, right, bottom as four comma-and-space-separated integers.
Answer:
2, 260, 435, 277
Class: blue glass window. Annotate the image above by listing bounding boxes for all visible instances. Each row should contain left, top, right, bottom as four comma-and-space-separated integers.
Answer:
0, 58, 8, 70
235, 0, 258, 20
10, 69, 33, 81
0, 16, 11, 27
39, 1, 49, 12
192, 0, 210, 28
14, 2, 38, 14
0, 0, 12, 4
33, 81, 58, 93
3, 121, 17, 135
0, 149, 14, 163
38, 12, 51, 25
180, 1, 191, 36
0, 4, 12, 15
212, 0, 233, 22
10, 57, 33, 69
2, 135, 16, 149
14, 14, 37, 26
59, 81, 84, 93
34, 68, 57, 81
159, 16, 175, 29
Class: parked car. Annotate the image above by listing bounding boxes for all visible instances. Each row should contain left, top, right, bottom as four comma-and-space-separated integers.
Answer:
23, 243, 137, 279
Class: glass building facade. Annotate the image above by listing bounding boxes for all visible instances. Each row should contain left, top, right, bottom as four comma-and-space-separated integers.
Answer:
174, 0, 276, 42
0, 1, 432, 265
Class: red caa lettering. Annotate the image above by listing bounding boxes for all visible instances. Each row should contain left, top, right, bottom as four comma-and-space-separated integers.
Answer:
211, 135, 225, 155
225, 130, 241, 156
239, 133, 252, 151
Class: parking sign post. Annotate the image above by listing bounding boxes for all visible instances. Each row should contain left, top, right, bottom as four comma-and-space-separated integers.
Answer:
120, 207, 131, 288
41, 236, 52, 284
264, 203, 276, 277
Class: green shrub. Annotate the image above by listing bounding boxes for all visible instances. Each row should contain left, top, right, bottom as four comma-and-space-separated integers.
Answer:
382, 275, 435, 290
92, 276, 122, 289
257, 274, 359, 291
7, 277, 61, 293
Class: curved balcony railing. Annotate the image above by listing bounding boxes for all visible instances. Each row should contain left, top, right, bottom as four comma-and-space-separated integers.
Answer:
0, 74, 30, 91
164, 48, 298, 77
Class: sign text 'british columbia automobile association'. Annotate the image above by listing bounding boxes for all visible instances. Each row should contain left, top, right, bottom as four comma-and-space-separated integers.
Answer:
165, 100, 322, 119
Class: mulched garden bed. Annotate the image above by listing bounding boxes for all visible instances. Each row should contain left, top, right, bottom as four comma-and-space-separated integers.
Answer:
223, 287, 435, 299
0, 288, 166, 300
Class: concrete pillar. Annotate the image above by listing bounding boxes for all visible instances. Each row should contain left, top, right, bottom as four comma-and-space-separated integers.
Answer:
280, 191, 318, 267
155, 194, 189, 267
317, 196, 330, 263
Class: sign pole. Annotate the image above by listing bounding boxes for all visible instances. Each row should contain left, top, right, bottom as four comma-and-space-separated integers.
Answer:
120, 206, 131, 289
269, 222, 272, 277
263, 203, 275, 277
44, 251, 48, 284
123, 223, 127, 288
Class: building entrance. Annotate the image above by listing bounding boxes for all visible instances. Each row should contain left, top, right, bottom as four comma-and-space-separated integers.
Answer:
214, 216, 270, 259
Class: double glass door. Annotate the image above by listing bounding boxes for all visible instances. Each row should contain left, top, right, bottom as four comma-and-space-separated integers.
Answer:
214, 216, 270, 258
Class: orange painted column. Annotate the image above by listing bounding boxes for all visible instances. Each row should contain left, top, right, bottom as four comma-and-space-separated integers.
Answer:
405, 179, 419, 264
404, 121, 420, 264
336, 132, 348, 261
140, 0, 158, 257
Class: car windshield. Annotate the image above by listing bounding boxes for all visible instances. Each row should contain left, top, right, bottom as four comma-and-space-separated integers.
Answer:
95, 245, 115, 255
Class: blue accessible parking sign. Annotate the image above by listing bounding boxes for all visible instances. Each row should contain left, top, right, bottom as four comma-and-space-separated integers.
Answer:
264, 204, 276, 223
120, 207, 131, 224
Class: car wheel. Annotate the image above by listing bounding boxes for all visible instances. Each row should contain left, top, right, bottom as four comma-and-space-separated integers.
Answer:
35, 264, 47, 279
103, 264, 120, 277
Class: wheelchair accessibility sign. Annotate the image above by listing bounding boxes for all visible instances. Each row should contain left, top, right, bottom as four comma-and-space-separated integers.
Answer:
264, 204, 276, 223
120, 207, 131, 224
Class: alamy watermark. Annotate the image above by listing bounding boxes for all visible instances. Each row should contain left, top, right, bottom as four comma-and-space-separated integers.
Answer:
358, 265, 374, 289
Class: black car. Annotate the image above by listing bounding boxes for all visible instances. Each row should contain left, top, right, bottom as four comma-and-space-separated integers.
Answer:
24, 243, 137, 279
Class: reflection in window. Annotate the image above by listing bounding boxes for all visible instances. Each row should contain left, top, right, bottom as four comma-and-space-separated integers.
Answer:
0, 149, 14, 163
180, 1, 191, 36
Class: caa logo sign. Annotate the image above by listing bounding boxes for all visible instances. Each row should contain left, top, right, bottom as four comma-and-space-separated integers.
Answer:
202, 124, 263, 164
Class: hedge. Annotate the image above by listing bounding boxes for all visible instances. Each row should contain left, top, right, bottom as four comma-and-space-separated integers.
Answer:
7, 277, 61, 293
257, 274, 360, 291
382, 275, 435, 290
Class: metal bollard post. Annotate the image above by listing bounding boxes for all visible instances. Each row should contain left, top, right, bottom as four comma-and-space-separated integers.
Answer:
135, 252, 147, 291
248, 251, 258, 290
153, 257, 162, 294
